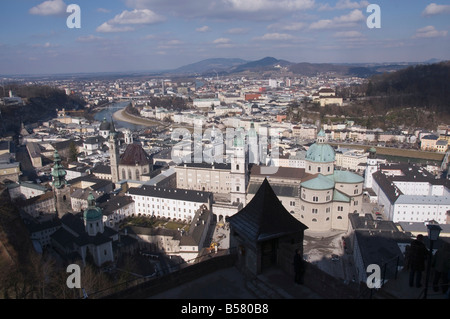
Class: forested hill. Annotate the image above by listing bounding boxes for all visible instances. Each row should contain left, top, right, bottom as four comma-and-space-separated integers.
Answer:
0, 84, 86, 135
365, 61, 450, 114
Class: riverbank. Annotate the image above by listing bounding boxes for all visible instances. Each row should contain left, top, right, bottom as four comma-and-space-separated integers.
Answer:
112, 107, 165, 127
330, 142, 444, 162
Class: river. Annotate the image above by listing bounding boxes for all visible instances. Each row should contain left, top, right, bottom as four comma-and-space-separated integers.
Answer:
93, 101, 147, 131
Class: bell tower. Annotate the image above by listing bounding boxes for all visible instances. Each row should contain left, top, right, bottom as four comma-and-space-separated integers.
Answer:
51, 150, 72, 217
230, 129, 248, 205
364, 147, 378, 189
109, 120, 120, 184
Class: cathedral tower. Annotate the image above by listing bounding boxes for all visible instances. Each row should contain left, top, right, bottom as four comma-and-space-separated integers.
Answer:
51, 150, 72, 217
109, 120, 120, 184
230, 129, 248, 205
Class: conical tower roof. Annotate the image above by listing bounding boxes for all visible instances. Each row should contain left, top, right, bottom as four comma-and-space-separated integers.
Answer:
229, 178, 308, 242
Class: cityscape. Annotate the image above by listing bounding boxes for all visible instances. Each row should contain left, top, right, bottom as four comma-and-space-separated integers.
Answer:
0, 0, 449, 306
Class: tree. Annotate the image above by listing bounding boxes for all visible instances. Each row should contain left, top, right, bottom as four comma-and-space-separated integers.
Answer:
68, 141, 78, 163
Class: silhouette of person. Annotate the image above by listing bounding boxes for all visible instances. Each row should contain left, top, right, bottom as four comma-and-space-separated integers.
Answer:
432, 241, 450, 294
408, 234, 429, 288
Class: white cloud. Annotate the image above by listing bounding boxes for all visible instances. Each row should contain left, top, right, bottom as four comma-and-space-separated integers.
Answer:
318, 0, 369, 11
224, 0, 315, 12
196, 26, 211, 32
29, 0, 67, 16
333, 31, 363, 38
108, 9, 165, 25
125, 0, 314, 20
31, 42, 58, 48
414, 26, 447, 38
157, 39, 183, 49
96, 23, 135, 33
226, 28, 249, 34
96, 9, 165, 33
268, 22, 306, 31
97, 8, 111, 13
422, 3, 450, 16
143, 34, 157, 40
213, 38, 232, 44
76, 35, 104, 43
310, 9, 365, 29
253, 33, 295, 41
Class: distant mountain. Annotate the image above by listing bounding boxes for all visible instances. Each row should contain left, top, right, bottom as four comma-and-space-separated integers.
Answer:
229, 56, 293, 73
169, 57, 446, 78
171, 58, 248, 75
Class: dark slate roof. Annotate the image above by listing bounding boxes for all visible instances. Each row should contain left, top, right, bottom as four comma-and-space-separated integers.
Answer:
354, 230, 405, 278
119, 143, 152, 166
91, 164, 111, 175
249, 165, 309, 181
176, 162, 231, 170
127, 186, 211, 203
98, 194, 134, 216
229, 178, 307, 242
180, 205, 210, 247
247, 181, 299, 198
56, 213, 116, 247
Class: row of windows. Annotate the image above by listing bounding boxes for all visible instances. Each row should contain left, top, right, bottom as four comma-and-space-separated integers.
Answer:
400, 211, 438, 215
308, 165, 332, 173
302, 205, 345, 212
137, 203, 193, 213
136, 210, 189, 219
300, 215, 344, 221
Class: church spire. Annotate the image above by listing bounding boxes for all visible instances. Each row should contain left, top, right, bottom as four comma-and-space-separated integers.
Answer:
51, 150, 67, 189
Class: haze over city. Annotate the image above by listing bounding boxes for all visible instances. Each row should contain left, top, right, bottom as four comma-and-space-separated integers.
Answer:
1, 0, 450, 75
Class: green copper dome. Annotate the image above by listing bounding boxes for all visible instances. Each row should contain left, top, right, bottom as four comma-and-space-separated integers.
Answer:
306, 143, 335, 163
83, 193, 102, 221
306, 130, 335, 163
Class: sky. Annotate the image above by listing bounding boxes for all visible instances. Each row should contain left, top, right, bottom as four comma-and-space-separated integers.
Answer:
0, 0, 449, 75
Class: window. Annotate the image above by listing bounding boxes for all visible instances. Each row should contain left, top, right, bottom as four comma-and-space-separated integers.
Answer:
312, 208, 318, 214
313, 196, 318, 202
290, 201, 296, 206
338, 206, 343, 211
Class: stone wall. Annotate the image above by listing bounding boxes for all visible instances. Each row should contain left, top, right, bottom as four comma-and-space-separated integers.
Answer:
102, 253, 237, 299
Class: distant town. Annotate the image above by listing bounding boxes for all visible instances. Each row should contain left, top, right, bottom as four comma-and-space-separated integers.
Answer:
0, 62, 449, 299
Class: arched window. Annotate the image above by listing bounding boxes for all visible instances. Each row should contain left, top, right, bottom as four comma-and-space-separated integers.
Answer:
128, 169, 132, 180
337, 216, 343, 219
122, 168, 126, 180
136, 169, 140, 180
312, 218, 317, 222
236, 164, 240, 171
